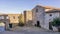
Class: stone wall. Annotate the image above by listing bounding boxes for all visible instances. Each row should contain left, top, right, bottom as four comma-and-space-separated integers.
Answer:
32, 5, 45, 27
24, 10, 33, 26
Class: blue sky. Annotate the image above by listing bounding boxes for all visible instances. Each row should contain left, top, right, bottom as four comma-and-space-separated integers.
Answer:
0, 0, 60, 14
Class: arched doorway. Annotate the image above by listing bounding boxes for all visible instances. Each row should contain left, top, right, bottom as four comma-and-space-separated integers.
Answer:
36, 21, 41, 27
0, 22, 5, 31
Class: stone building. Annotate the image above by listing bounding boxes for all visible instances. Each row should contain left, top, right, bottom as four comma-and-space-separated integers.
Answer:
24, 10, 32, 26
32, 5, 60, 31
0, 14, 10, 30
8, 14, 20, 28
32, 5, 45, 27
45, 9, 60, 30
0, 14, 20, 30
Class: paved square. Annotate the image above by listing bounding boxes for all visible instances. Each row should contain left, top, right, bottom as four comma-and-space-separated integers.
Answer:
0, 26, 60, 34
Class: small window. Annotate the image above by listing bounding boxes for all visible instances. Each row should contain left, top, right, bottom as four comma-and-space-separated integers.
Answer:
36, 9, 38, 12
1, 16, 4, 19
18, 16, 19, 18
13, 16, 15, 19
6, 16, 9, 19
50, 14, 52, 16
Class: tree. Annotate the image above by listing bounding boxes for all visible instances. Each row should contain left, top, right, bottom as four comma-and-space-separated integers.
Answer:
19, 13, 24, 26
51, 17, 60, 26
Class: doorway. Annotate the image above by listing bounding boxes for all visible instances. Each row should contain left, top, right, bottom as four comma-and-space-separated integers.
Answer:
49, 22, 53, 30
9, 24, 12, 28
36, 21, 41, 27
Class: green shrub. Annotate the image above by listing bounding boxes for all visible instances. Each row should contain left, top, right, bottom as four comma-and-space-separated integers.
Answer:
18, 22, 25, 26
51, 17, 60, 26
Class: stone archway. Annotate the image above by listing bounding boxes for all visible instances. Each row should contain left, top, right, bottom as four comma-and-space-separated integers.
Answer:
0, 20, 10, 30
0, 22, 5, 31
0, 15, 10, 30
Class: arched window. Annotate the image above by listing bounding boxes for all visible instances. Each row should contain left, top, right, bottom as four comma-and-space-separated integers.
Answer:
36, 9, 38, 12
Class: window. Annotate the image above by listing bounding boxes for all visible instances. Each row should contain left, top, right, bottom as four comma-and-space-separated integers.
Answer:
1, 16, 4, 19
6, 16, 9, 19
0, 16, 2, 19
36, 9, 38, 12
13, 16, 15, 19
18, 16, 19, 18
49, 14, 52, 16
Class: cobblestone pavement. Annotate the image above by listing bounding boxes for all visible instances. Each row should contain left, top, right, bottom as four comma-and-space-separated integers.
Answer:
0, 26, 60, 34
